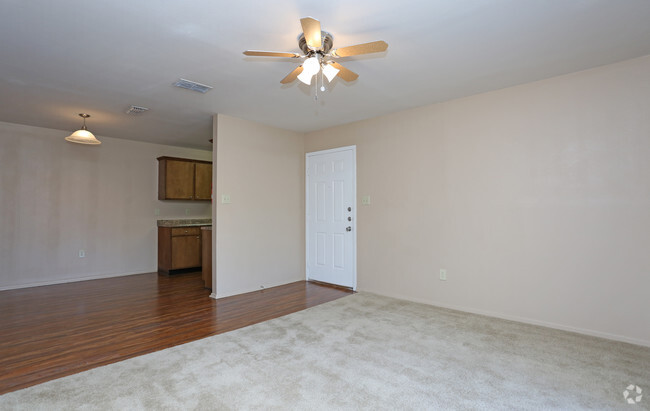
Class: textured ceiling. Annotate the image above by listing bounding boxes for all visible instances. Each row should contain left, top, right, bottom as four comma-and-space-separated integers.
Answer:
2, 0, 650, 150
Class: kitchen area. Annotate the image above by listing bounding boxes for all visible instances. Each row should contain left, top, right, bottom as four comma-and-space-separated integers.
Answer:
156, 156, 212, 290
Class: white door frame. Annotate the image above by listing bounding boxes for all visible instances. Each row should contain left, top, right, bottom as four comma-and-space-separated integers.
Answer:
305, 145, 357, 290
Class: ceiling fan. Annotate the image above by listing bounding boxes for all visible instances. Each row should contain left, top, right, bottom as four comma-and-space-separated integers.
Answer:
243, 17, 388, 86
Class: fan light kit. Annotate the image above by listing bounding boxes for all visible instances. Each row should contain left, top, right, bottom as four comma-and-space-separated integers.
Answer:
244, 17, 388, 98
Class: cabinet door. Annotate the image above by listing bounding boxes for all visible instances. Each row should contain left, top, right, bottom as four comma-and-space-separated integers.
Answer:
165, 160, 195, 200
171, 235, 201, 269
194, 162, 212, 201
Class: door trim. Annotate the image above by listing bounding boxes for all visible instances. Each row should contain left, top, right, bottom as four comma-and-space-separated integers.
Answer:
305, 145, 357, 290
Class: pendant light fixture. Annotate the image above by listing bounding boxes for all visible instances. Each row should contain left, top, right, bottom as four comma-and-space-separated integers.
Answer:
65, 113, 101, 145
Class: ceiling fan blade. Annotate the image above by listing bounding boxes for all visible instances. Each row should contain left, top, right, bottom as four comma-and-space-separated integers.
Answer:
280, 66, 304, 84
331, 41, 388, 57
330, 62, 359, 82
300, 17, 322, 50
243, 51, 301, 58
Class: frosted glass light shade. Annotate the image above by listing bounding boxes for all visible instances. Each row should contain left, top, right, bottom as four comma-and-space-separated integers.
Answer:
297, 56, 321, 85
297, 71, 312, 85
322, 63, 340, 82
65, 129, 101, 145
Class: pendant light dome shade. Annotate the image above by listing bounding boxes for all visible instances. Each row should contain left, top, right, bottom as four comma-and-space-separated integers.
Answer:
65, 113, 101, 145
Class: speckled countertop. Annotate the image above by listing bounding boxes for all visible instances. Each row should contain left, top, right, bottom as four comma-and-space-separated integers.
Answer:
157, 218, 211, 227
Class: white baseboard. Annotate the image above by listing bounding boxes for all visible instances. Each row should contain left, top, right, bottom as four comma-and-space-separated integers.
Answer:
360, 288, 650, 348
213, 278, 302, 300
0, 270, 154, 291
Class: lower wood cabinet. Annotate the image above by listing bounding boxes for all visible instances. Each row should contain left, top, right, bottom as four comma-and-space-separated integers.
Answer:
201, 227, 212, 290
158, 226, 202, 273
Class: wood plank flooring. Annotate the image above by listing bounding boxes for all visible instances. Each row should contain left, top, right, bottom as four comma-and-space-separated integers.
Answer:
0, 273, 353, 395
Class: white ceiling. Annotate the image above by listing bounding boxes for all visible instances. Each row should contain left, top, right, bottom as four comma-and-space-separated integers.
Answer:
2, 0, 650, 150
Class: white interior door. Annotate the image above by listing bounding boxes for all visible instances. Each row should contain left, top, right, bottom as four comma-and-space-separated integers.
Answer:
306, 146, 356, 289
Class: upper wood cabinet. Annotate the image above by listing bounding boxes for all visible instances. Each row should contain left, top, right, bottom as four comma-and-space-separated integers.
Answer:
157, 156, 212, 201
194, 162, 212, 200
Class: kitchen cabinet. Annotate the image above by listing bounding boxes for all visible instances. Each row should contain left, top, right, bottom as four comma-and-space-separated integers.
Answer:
157, 156, 212, 201
158, 226, 202, 273
193, 162, 212, 200
201, 226, 212, 290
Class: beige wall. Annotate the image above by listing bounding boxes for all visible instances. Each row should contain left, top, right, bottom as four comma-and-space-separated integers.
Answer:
0, 121, 211, 290
3, 55, 648, 346
213, 114, 305, 298
305, 55, 650, 346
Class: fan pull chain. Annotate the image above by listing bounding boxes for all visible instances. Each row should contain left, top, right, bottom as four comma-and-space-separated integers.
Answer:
320, 69, 325, 92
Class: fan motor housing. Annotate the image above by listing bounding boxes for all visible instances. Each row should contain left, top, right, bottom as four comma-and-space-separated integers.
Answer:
298, 31, 333, 54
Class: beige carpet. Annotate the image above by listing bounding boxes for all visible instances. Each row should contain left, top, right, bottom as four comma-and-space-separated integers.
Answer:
1, 292, 649, 410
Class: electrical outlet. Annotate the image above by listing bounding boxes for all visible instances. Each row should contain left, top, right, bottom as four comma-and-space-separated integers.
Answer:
221, 194, 231, 204
439, 269, 447, 281
78, 249, 85, 258
154, 208, 160, 216
362, 195, 371, 205
185, 209, 190, 215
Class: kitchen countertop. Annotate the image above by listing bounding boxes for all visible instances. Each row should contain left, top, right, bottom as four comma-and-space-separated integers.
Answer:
157, 218, 211, 227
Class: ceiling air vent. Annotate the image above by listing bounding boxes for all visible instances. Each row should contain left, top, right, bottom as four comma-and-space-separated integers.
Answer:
125, 105, 149, 115
173, 78, 213, 94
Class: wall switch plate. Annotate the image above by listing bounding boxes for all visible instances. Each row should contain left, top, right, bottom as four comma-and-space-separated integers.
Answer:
439, 269, 447, 281
362, 195, 371, 205
221, 194, 231, 204
78, 249, 85, 258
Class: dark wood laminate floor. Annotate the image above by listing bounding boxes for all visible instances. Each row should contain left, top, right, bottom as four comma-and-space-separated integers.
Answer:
0, 273, 353, 395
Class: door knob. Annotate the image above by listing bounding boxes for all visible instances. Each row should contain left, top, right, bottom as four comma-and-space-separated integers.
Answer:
346, 226, 352, 232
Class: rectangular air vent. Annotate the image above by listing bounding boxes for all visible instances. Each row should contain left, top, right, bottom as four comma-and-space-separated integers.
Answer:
173, 78, 213, 94
125, 105, 149, 115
